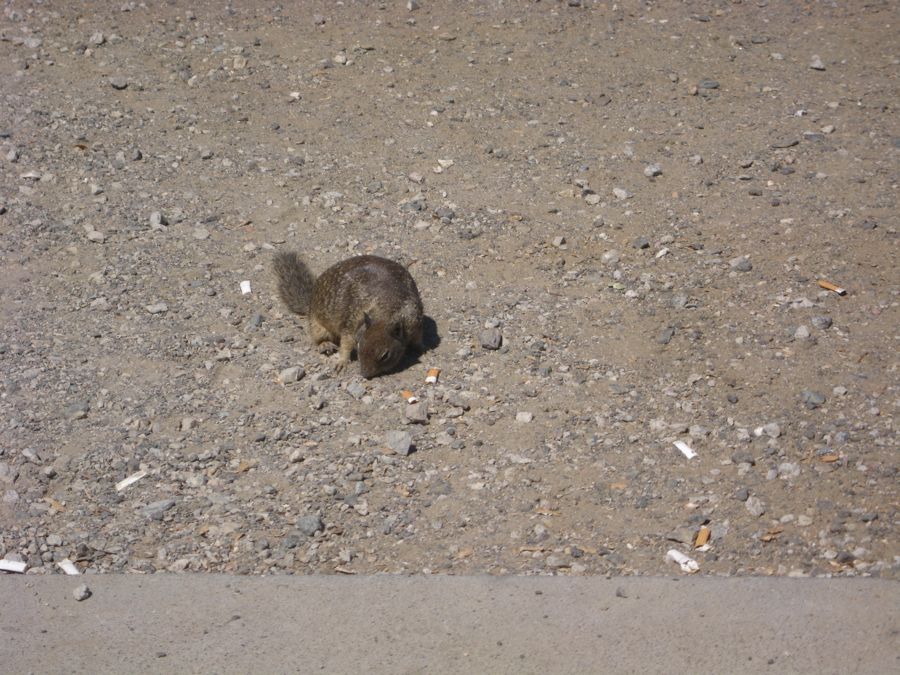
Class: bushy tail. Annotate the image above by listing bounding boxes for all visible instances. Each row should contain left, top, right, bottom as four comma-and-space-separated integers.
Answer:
273, 251, 316, 315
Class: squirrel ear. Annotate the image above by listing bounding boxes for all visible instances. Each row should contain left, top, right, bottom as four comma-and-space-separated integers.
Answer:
356, 313, 371, 341
391, 323, 405, 340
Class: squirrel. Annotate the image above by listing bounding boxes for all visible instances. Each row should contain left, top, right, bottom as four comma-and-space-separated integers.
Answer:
273, 251, 425, 378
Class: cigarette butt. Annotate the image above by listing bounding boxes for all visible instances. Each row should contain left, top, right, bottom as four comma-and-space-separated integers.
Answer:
666, 548, 700, 573
0, 559, 28, 573
115, 470, 147, 492
694, 525, 711, 548
425, 368, 441, 384
57, 559, 81, 576
817, 279, 846, 295
400, 389, 419, 404
240, 280, 252, 295
673, 440, 697, 459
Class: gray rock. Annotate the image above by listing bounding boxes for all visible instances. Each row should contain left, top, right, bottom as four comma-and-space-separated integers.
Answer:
142, 499, 176, 520
64, 402, 90, 420
745, 496, 766, 517
0, 462, 18, 484
278, 366, 305, 384
811, 316, 833, 330
802, 390, 826, 409
385, 430, 413, 456
73, 584, 92, 601
699, 79, 720, 89
346, 381, 366, 399
632, 237, 650, 249
643, 163, 662, 177
296, 515, 324, 536
145, 302, 168, 315
729, 256, 753, 272
109, 76, 128, 90
480, 328, 502, 350
404, 402, 429, 424
734, 487, 751, 502
809, 55, 826, 70
657, 326, 676, 345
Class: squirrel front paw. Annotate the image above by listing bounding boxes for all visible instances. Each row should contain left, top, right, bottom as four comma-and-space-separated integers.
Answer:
317, 341, 338, 355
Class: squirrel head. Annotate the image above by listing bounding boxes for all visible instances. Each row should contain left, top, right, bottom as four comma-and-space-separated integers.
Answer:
356, 313, 405, 378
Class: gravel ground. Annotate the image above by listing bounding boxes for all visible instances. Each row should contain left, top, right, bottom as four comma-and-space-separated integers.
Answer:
1, 1, 897, 578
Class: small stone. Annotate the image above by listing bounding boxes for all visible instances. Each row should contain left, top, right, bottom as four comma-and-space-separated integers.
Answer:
64, 402, 90, 420
754, 422, 781, 439
698, 79, 719, 90
109, 76, 129, 90
46, 534, 63, 546
657, 326, 675, 345
801, 390, 826, 409
729, 256, 753, 272
85, 229, 106, 243
142, 499, 176, 520
404, 401, 429, 424
612, 187, 631, 200
0, 462, 18, 484
73, 584, 92, 601
516, 411, 534, 423
809, 55, 826, 71
145, 302, 168, 315
385, 430, 413, 456
480, 328, 502, 350
643, 163, 662, 177
346, 381, 366, 399
149, 211, 167, 228
689, 154, 703, 166
734, 487, 751, 502
278, 366, 305, 384
406, 0, 419, 10
89, 31, 106, 46
584, 193, 601, 205
632, 237, 650, 249
793, 325, 810, 340
745, 496, 766, 517
797, 515, 813, 527
193, 227, 209, 240
180, 417, 199, 431
811, 316, 833, 330
601, 249, 620, 266
296, 515, 324, 536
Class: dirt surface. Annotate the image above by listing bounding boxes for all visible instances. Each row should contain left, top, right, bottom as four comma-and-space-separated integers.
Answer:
1, 1, 897, 578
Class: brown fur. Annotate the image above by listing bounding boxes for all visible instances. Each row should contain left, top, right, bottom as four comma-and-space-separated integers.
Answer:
274, 252, 424, 378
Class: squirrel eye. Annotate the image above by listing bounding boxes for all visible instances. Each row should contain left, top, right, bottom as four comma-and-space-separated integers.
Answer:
379, 351, 390, 362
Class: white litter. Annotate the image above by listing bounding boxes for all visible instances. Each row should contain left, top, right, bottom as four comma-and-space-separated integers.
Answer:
57, 559, 81, 575
115, 470, 147, 492
666, 549, 700, 573
240, 280, 252, 295
673, 440, 697, 459
0, 559, 28, 573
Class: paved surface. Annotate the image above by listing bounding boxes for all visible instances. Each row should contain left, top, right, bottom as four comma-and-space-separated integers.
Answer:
2, 575, 897, 673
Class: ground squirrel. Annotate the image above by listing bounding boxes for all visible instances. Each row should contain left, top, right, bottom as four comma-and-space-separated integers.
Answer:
273, 251, 425, 378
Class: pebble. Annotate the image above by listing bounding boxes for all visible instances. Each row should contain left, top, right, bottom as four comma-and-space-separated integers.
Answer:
385, 430, 413, 456
404, 401, 429, 424
745, 496, 766, 517
729, 256, 753, 272
142, 499, 176, 520
145, 302, 168, 315
801, 390, 826, 409
612, 187, 631, 200
480, 328, 502, 350
278, 366, 305, 384
632, 237, 650, 249
734, 487, 751, 502
296, 515, 324, 536
811, 316, 833, 330
809, 55, 826, 70
109, 76, 129, 90
149, 211, 167, 228
516, 411, 534, 423
657, 326, 676, 345
601, 250, 620, 266
73, 584, 92, 601
0, 463, 18, 484
793, 325, 810, 340
643, 163, 662, 177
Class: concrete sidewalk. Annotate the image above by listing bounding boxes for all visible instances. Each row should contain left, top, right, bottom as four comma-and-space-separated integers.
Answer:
3, 575, 897, 674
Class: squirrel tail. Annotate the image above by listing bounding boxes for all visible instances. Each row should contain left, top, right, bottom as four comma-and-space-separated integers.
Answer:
273, 250, 316, 315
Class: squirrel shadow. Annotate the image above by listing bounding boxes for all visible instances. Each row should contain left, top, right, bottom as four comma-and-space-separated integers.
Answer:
398, 315, 440, 372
